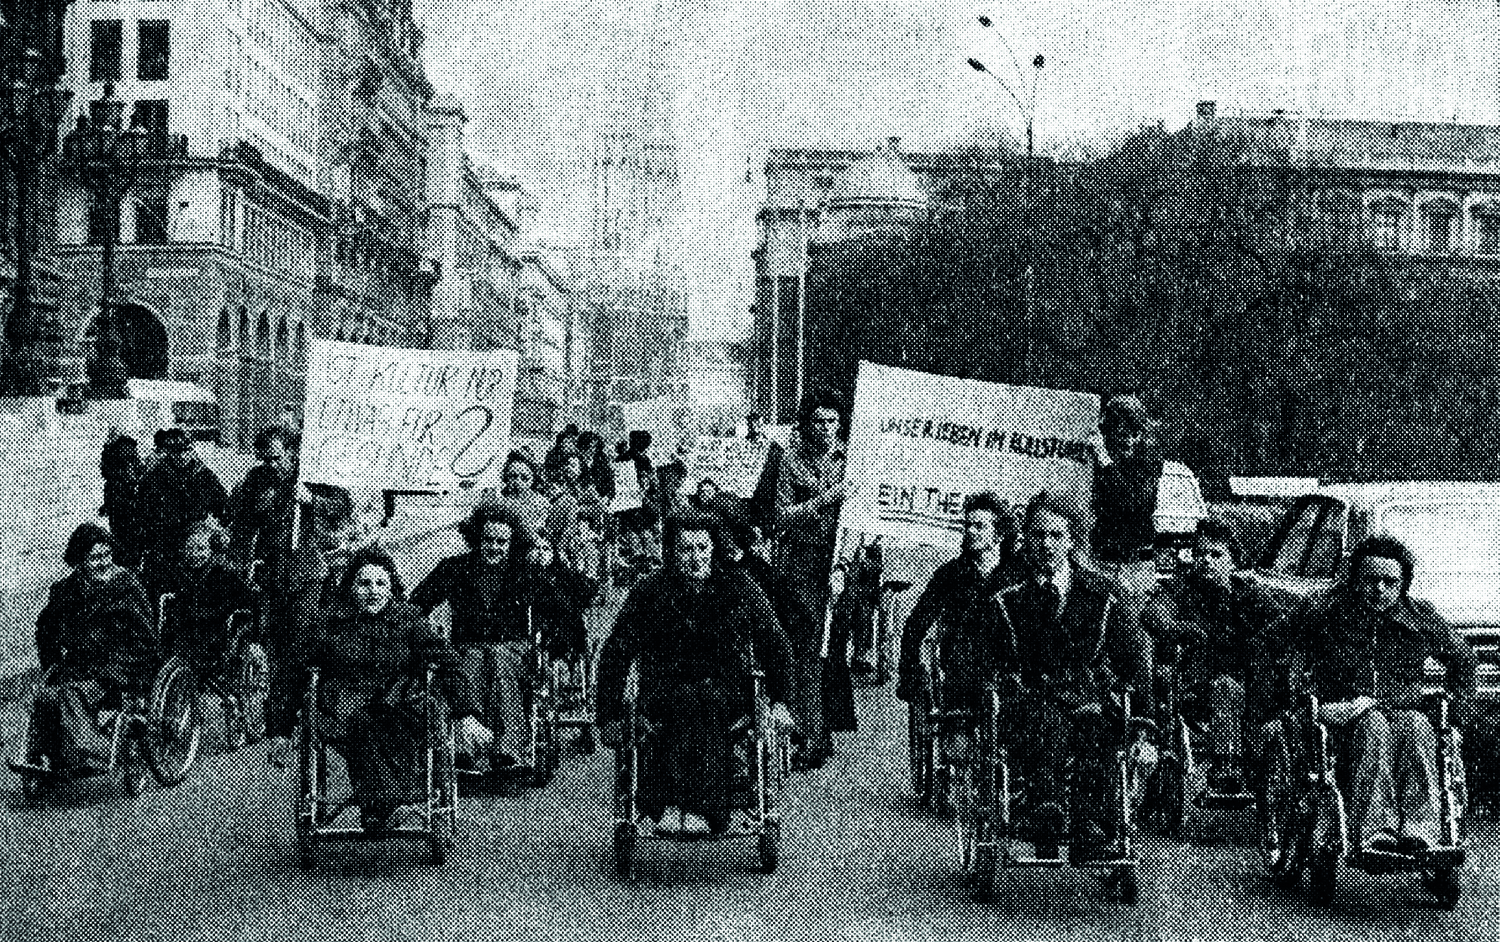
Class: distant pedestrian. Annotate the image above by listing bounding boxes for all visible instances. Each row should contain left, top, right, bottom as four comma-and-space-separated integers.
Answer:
1088, 394, 1165, 595
99, 431, 145, 569
135, 427, 227, 589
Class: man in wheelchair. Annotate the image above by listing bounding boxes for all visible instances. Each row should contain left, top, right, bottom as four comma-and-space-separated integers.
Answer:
895, 492, 1024, 705
596, 513, 794, 836
25, 524, 155, 776
1143, 518, 1284, 796
1279, 535, 1476, 857
944, 491, 1154, 863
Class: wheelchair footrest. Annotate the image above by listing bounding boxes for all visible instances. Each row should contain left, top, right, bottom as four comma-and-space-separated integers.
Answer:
1194, 790, 1256, 810
1002, 853, 1069, 868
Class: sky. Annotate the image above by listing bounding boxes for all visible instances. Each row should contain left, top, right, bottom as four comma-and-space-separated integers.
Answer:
411, 0, 1500, 340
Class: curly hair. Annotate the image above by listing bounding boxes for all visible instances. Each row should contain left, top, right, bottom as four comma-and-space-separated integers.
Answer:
1346, 534, 1416, 596
337, 545, 407, 601
964, 492, 1018, 537
457, 501, 533, 554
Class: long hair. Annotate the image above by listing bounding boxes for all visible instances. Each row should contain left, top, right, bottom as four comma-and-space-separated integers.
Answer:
457, 501, 535, 558
64, 522, 115, 568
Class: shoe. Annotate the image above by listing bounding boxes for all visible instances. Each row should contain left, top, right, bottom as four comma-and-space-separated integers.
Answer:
1208, 764, 1246, 795
491, 752, 518, 768
655, 807, 683, 835
1027, 801, 1067, 858
1071, 823, 1116, 865
1364, 831, 1402, 854
360, 803, 396, 832
1397, 834, 1433, 855
680, 812, 711, 836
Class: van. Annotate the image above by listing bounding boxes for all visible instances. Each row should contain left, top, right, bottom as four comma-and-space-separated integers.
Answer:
126, 379, 221, 443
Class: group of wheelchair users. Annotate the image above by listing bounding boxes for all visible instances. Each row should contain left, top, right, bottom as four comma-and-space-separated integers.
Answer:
8, 393, 1481, 905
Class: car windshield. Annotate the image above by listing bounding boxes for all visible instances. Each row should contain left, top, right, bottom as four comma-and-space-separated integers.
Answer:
1377, 502, 1500, 575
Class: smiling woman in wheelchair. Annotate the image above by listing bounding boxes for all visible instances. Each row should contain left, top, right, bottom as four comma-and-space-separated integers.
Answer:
306, 546, 491, 831
27, 523, 155, 774
596, 513, 793, 836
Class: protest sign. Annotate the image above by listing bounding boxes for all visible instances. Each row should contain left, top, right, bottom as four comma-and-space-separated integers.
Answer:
838, 361, 1099, 548
299, 340, 519, 491
609, 460, 643, 512
676, 435, 773, 498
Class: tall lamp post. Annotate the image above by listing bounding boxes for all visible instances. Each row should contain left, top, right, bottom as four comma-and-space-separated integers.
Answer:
0, 40, 72, 395
62, 82, 145, 400
968, 15, 1044, 383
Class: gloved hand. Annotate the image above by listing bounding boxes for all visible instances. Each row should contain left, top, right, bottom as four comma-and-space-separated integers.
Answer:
1319, 695, 1378, 726
267, 735, 292, 769
768, 702, 796, 731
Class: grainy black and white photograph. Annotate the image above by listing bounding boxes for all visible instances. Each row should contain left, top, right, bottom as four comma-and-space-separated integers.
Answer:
2, 0, 1500, 938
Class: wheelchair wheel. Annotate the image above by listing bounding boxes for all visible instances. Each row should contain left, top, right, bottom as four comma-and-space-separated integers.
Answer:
121, 766, 149, 797
612, 821, 636, 879
19, 772, 44, 803
1155, 751, 1191, 841
234, 642, 269, 746
1307, 846, 1338, 906
758, 820, 781, 873
1258, 719, 1311, 888
908, 686, 933, 806
296, 689, 321, 871
145, 659, 203, 786
1423, 866, 1462, 910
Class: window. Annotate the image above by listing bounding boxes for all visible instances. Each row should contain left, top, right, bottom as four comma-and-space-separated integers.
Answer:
86, 195, 115, 245
1478, 214, 1500, 255
132, 99, 168, 136
89, 20, 123, 82
134, 188, 170, 244
1423, 205, 1456, 254
1370, 205, 1404, 251
138, 20, 170, 80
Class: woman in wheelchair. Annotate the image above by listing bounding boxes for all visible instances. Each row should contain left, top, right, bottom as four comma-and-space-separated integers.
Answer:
1279, 535, 1476, 858
150, 520, 253, 667
24, 523, 155, 775
410, 503, 577, 775
596, 513, 793, 836
307, 547, 491, 831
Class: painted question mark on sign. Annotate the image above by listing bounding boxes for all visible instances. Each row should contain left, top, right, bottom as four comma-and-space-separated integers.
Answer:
450, 404, 498, 479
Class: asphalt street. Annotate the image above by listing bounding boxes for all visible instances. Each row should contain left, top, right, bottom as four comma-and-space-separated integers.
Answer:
2, 527, 1498, 941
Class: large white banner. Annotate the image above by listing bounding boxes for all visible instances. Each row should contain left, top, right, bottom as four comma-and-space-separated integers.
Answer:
839, 361, 1100, 548
299, 340, 519, 491
676, 435, 773, 498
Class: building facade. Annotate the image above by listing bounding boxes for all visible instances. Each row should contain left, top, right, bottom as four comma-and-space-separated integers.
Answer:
49, 0, 433, 447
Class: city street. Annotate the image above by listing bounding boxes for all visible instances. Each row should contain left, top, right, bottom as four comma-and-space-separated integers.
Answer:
0, 527, 1496, 942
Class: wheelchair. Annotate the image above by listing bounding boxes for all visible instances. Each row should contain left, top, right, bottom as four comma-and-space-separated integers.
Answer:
1148, 649, 1256, 840
955, 682, 1153, 904
1257, 685, 1466, 909
293, 663, 459, 868
907, 630, 968, 814
8, 662, 157, 801
481, 610, 566, 790
554, 640, 598, 755
610, 669, 791, 879
140, 594, 268, 786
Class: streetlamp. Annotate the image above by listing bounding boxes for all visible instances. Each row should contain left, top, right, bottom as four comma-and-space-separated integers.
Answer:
62, 82, 146, 400
968, 15, 1045, 383
0, 42, 72, 395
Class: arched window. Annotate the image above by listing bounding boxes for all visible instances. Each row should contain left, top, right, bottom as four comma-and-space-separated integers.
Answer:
256, 311, 271, 359
1366, 197, 1408, 252
216, 308, 233, 352
276, 317, 289, 363
294, 321, 307, 371
1419, 198, 1459, 254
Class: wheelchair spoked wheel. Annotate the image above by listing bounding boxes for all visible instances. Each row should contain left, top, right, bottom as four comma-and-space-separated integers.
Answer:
1306, 846, 1338, 907
612, 821, 636, 879
1105, 864, 1139, 905
233, 642, 270, 748
1154, 750, 1192, 841
908, 684, 934, 807
1258, 719, 1311, 889
144, 657, 204, 786
427, 705, 458, 867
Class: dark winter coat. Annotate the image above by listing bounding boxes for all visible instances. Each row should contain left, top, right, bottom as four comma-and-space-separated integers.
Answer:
898, 553, 1028, 681
35, 569, 155, 695
1091, 450, 1163, 565
409, 553, 581, 657
596, 566, 793, 728
150, 560, 254, 661
135, 459, 227, 559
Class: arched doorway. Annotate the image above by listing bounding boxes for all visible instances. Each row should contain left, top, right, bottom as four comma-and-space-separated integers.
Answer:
113, 303, 168, 379
85, 303, 168, 379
